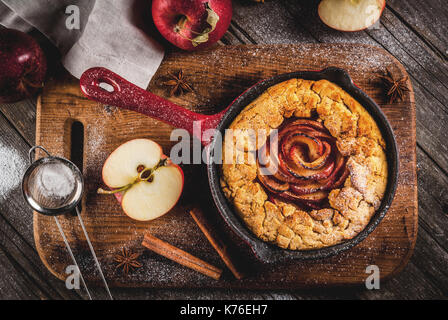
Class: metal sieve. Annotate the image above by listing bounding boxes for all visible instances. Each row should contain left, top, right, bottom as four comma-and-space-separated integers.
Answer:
22, 146, 112, 300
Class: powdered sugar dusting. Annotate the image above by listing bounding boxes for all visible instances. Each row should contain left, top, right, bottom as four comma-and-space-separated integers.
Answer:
86, 119, 107, 166
0, 143, 26, 199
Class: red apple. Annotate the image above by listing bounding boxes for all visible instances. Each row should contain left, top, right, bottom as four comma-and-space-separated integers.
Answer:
0, 28, 46, 103
318, 0, 386, 32
98, 139, 184, 221
152, 0, 232, 51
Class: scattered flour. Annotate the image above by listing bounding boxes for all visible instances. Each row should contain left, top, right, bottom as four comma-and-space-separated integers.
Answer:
0, 144, 27, 199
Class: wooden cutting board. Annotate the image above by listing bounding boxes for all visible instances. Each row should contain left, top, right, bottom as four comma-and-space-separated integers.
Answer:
34, 44, 417, 288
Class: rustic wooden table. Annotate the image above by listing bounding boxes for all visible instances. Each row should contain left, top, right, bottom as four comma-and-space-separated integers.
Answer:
0, 0, 446, 299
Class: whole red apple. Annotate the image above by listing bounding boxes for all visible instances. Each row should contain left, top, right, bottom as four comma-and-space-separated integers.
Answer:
152, 0, 232, 51
0, 28, 47, 103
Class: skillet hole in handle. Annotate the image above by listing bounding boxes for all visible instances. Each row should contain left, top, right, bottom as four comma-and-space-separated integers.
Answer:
80, 68, 126, 104
98, 81, 115, 93
93, 76, 120, 96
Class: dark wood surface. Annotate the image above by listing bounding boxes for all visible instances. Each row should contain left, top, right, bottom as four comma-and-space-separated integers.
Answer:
0, 0, 446, 299
34, 44, 417, 288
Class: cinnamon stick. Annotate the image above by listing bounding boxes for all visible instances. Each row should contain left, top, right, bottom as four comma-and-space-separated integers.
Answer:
189, 207, 245, 280
142, 232, 222, 280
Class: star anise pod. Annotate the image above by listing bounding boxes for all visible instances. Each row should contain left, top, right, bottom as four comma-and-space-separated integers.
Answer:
378, 68, 410, 103
114, 248, 142, 274
162, 70, 194, 96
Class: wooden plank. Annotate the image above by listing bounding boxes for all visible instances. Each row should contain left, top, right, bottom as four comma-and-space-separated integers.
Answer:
387, 0, 448, 60
34, 44, 417, 288
358, 260, 445, 299
0, 99, 36, 145
231, 2, 317, 44
375, 9, 448, 109
410, 225, 448, 293
417, 148, 448, 252
0, 248, 42, 300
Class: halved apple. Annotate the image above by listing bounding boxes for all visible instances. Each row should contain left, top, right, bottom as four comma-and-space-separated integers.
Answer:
318, 0, 386, 32
99, 139, 184, 221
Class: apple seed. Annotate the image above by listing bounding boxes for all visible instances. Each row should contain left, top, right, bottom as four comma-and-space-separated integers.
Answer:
97, 158, 168, 195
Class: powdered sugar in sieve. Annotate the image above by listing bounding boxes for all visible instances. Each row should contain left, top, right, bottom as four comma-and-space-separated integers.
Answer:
27, 159, 77, 210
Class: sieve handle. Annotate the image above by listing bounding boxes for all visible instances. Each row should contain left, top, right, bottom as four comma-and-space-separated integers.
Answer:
28, 146, 51, 164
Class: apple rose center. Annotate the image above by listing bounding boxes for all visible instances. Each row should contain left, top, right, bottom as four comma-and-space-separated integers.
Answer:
257, 119, 349, 210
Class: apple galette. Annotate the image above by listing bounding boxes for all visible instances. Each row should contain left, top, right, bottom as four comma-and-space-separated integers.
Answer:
220, 79, 388, 250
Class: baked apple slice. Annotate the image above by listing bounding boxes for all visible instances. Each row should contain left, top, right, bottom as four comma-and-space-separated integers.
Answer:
331, 167, 350, 189
289, 182, 321, 195
289, 119, 327, 131
279, 151, 335, 180
289, 141, 331, 170
320, 153, 347, 190
281, 133, 323, 162
257, 166, 290, 193
280, 190, 329, 203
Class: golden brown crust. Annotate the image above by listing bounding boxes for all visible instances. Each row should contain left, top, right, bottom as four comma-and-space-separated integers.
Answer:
221, 79, 388, 250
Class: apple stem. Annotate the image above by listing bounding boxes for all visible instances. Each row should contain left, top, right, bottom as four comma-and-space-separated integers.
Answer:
174, 15, 188, 34
97, 183, 133, 195
97, 158, 168, 195
174, 16, 201, 43
173, 2, 219, 47
174, 16, 202, 36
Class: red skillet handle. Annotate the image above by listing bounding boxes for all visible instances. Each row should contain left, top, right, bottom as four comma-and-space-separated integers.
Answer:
80, 67, 223, 144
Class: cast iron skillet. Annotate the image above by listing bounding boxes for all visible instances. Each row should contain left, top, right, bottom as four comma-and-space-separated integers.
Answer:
80, 66, 399, 264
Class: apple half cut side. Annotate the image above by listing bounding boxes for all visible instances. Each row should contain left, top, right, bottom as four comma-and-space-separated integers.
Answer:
318, 0, 386, 32
99, 139, 184, 221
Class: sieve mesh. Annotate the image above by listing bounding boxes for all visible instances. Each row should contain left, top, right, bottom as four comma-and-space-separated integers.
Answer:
26, 159, 78, 210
